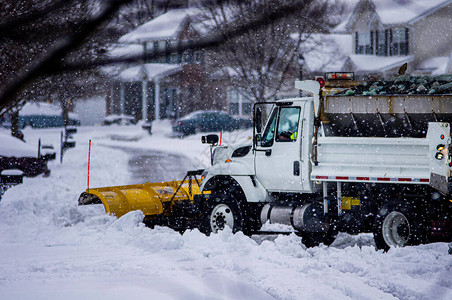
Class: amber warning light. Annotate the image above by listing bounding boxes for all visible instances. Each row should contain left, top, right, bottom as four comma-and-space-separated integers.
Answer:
315, 76, 325, 88
325, 72, 354, 81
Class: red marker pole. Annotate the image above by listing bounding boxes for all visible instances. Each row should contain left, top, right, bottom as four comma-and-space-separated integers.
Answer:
220, 131, 222, 146
87, 140, 91, 192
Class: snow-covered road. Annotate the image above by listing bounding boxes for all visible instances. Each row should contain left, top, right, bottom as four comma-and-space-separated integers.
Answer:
125, 147, 196, 184
0, 122, 451, 299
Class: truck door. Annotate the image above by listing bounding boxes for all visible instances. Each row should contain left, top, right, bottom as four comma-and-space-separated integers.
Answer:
254, 105, 303, 192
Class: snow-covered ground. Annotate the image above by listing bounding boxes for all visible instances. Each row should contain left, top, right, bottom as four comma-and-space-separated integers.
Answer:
0, 121, 451, 300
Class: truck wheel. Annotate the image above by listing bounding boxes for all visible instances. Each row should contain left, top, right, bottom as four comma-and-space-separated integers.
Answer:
373, 202, 423, 251
199, 192, 243, 235
299, 228, 337, 248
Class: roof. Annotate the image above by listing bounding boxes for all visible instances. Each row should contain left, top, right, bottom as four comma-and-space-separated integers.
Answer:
335, 0, 451, 32
119, 8, 198, 43
302, 34, 353, 73
20, 102, 78, 119
108, 44, 143, 59
373, 0, 450, 24
117, 63, 183, 82
347, 54, 414, 72
416, 56, 451, 75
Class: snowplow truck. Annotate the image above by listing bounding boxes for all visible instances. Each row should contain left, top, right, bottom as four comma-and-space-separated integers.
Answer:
198, 75, 452, 250
79, 74, 452, 251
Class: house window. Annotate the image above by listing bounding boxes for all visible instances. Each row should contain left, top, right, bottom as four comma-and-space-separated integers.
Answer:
229, 89, 239, 115
165, 40, 171, 63
375, 30, 388, 56
183, 40, 194, 64
195, 50, 203, 64
355, 32, 373, 55
149, 41, 159, 63
390, 28, 409, 56
241, 94, 252, 115
177, 40, 183, 64
158, 41, 166, 63
228, 89, 252, 116
160, 87, 178, 119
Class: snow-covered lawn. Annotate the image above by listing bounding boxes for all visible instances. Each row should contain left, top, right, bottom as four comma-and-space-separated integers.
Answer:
0, 122, 451, 299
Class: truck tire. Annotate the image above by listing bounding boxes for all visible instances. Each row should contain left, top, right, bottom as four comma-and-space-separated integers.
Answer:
373, 201, 424, 251
198, 191, 243, 236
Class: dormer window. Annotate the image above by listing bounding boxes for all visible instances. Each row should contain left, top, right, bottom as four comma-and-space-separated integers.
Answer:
355, 32, 373, 54
376, 30, 388, 56
390, 28, 409, 55
355, 27, 408, 56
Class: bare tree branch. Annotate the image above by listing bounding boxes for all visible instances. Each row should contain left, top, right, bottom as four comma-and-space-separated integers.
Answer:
0, 0, 336, 115
0, 0, 133, 113
61, 1, 322, 72
0, 0, 77, 34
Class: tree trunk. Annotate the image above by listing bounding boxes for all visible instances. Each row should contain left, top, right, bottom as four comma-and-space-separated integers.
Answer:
10, 110, 19, 137
62, 99, 69, 127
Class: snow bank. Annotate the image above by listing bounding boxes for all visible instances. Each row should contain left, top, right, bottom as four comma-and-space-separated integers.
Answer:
0, 124, 450, 299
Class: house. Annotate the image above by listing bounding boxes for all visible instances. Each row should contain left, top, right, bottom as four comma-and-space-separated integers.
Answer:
106, 8, 226, 122
311, 0, 452, 78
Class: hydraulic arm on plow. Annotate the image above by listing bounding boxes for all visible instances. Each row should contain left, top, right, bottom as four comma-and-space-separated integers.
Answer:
78, 170, 208, 231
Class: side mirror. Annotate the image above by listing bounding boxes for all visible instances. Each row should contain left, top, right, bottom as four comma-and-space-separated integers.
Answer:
255, 107, 262, 134
201, 134, 219, 145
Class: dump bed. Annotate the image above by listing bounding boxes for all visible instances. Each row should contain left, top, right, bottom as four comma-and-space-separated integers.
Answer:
321, 75, 452, 137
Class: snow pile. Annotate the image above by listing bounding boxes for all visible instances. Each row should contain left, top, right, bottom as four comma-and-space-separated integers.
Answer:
0, 124, 451, 299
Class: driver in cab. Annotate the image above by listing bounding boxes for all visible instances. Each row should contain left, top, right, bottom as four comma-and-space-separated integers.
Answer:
277, 119, 298, 141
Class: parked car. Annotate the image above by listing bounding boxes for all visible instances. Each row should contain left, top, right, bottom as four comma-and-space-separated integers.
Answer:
172, 110, 252, 136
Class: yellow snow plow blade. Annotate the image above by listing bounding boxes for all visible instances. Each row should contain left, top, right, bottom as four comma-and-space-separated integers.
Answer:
78, 171, 205, 219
